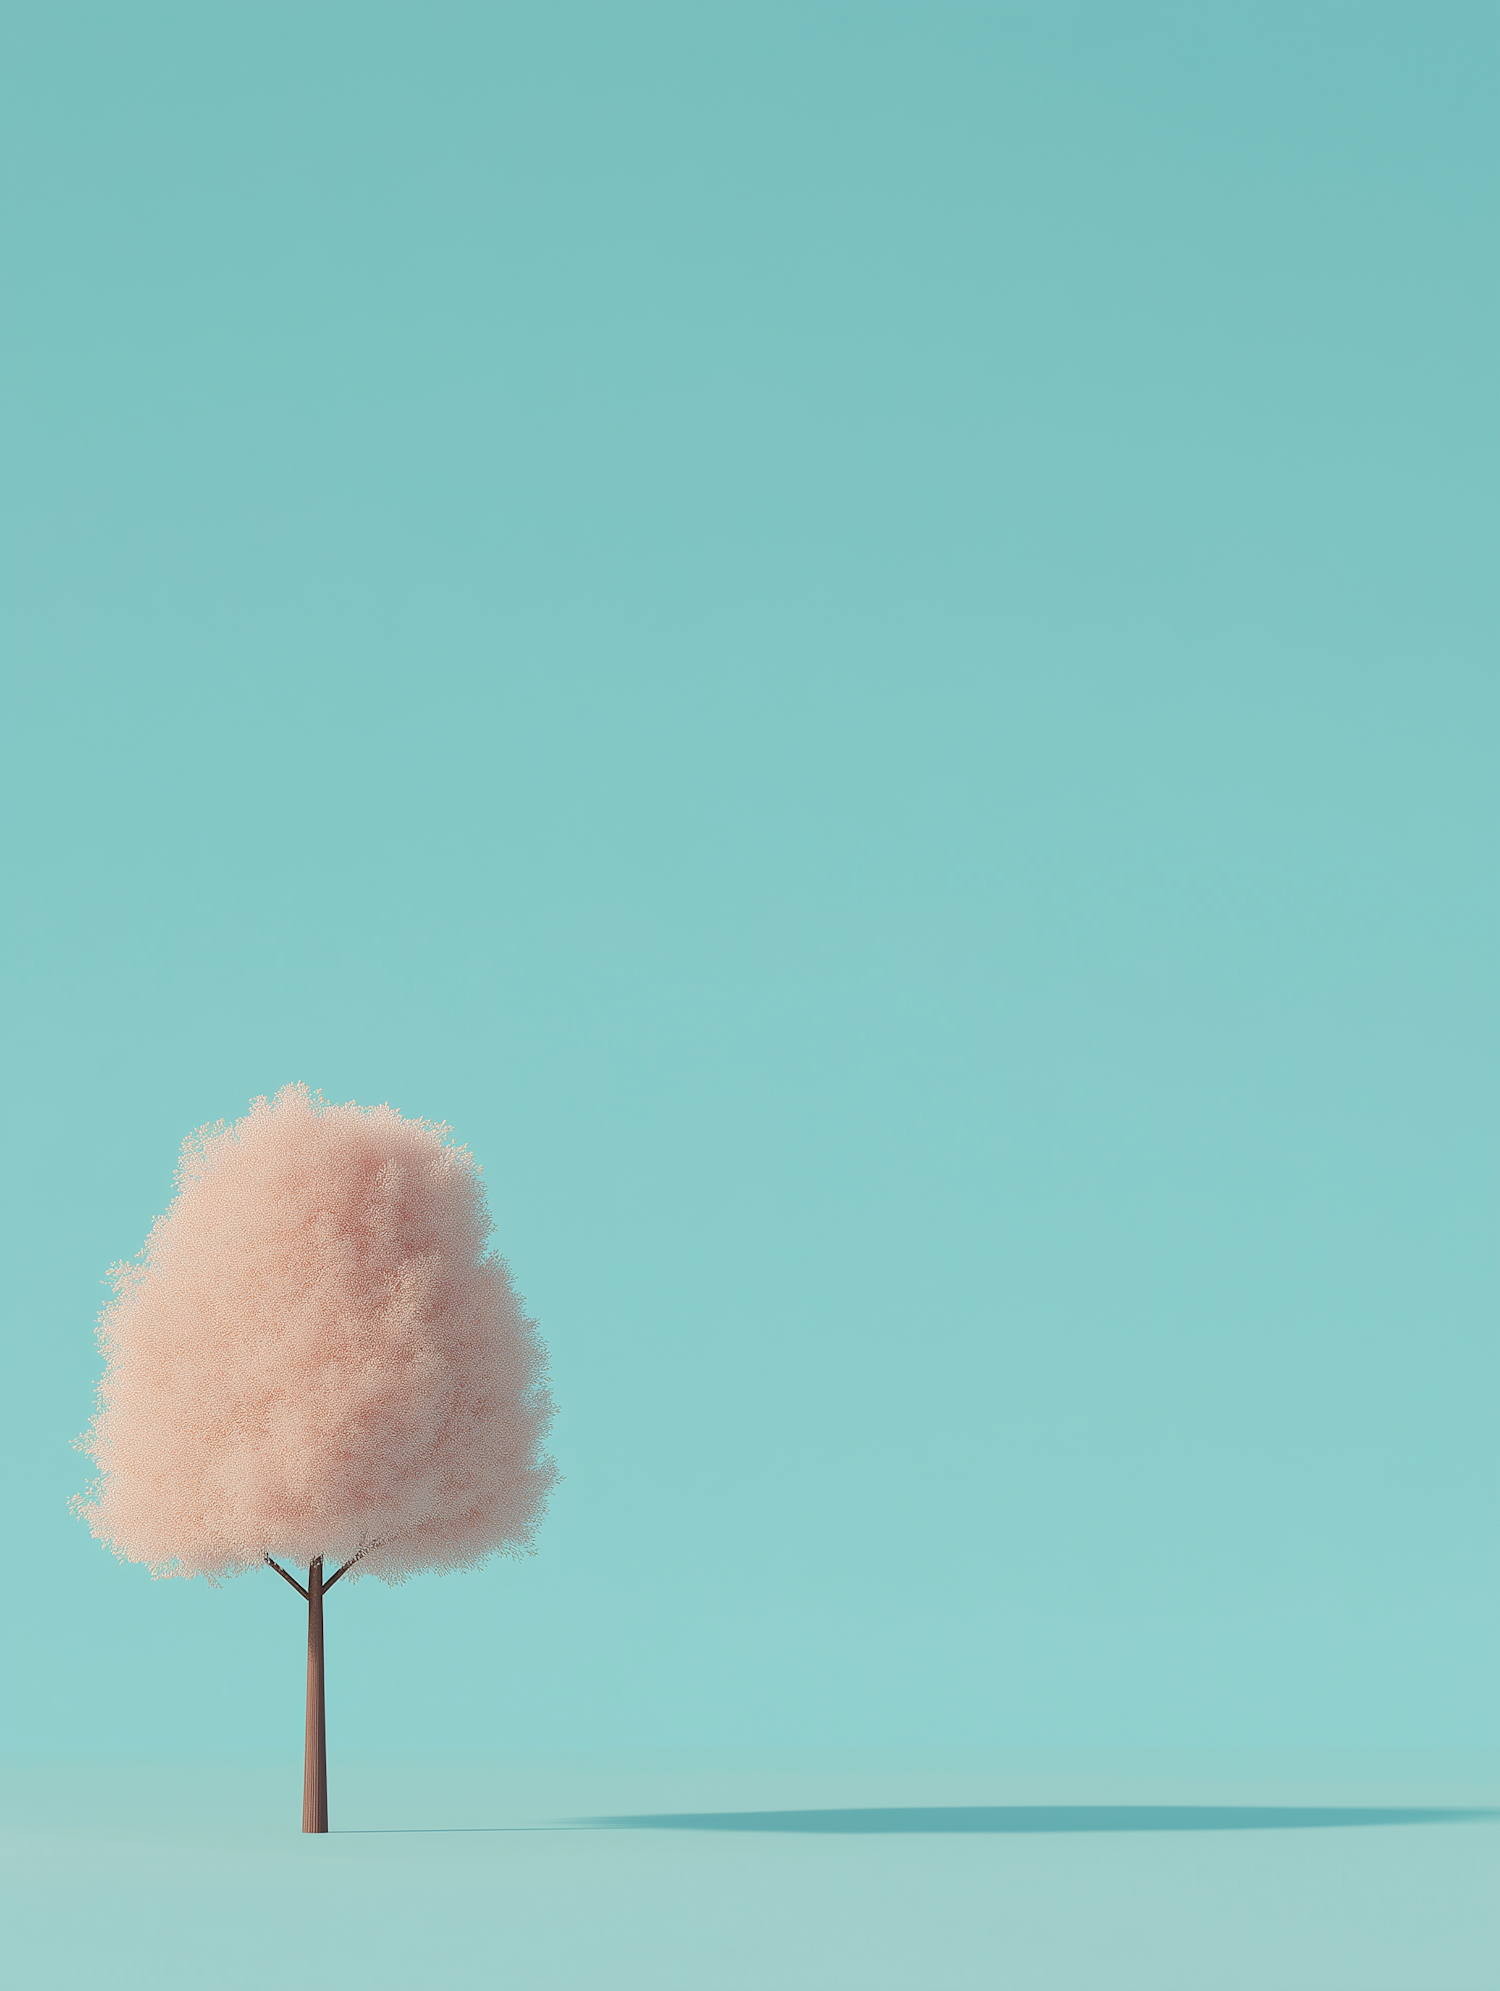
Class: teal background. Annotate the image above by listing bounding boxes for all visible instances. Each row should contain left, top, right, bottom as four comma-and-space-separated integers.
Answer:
2, 0, 1497, 1787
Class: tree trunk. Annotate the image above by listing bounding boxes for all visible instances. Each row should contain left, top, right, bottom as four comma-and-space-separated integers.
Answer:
302, 1557, 328, 1833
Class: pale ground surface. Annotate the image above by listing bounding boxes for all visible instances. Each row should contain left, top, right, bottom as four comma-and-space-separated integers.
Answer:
3, 1751, 1496, 1989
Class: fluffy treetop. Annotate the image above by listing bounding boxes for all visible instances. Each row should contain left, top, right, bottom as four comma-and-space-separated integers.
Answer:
75, 1084, 557, 1583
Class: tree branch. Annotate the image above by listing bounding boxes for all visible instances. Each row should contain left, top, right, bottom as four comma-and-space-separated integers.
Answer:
265, 1554, 310, 1601
322, 1543, 373, 1594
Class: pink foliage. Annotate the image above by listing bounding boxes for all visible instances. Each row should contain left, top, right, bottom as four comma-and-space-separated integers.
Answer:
74, 1085, 557, 1583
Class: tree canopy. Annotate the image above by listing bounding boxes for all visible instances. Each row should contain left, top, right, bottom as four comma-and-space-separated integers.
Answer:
74, 1084, 557, 1583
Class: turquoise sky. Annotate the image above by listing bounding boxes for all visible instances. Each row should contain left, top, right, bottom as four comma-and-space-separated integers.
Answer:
1, 2, 1495, 1754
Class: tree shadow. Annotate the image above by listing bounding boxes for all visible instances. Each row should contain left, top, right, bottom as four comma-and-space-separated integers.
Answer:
576, 1805, 1498, 1835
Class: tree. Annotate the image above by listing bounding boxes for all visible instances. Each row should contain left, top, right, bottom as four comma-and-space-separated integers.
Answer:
73, 1083, 557, 1831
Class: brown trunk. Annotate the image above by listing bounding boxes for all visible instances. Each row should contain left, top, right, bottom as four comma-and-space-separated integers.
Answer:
302, 1557, 328, 1833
